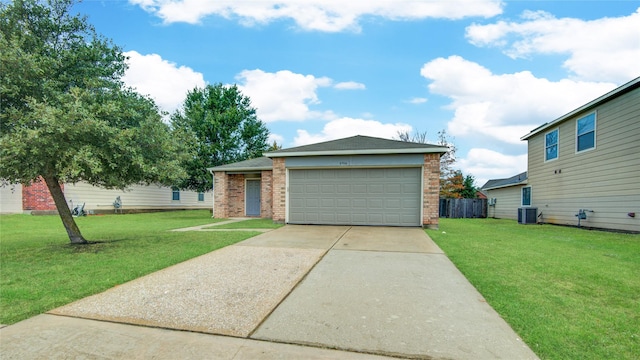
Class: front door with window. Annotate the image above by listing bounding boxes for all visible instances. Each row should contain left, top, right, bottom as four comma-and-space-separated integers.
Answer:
246, 180, 261, 216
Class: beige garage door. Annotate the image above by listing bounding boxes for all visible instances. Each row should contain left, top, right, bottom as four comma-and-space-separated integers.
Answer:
288, 168, 421, 226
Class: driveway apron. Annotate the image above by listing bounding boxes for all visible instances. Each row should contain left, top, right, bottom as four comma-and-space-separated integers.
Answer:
252, 227, 538, 360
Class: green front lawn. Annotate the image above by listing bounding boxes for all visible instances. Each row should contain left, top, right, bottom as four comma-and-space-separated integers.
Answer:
426, 219, 640, 360
0, 210, 259, 324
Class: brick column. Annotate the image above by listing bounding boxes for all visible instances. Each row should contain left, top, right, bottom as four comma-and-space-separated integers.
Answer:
227, 174, 245, 217
271, 158, 286, 223
423, 153, 441, 229
213, 172, 228, 218
260, 170, 273, 219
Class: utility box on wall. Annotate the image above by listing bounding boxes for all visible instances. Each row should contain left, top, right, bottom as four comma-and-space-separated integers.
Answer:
518, 207, 537, 224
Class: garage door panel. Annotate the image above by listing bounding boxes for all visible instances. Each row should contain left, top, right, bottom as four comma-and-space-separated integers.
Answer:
321, 184, 336, 193
385, 198, 401, 209
352, 184, 367, 193
289, 168, 421, 227
319, 213, 336, 222
368, 198, 384, 209
320, 198, 335, 207
352, 199, 367, 208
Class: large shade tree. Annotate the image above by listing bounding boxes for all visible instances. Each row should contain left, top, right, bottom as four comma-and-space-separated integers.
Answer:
171, 84, 270, 192
0, 0, 186, 244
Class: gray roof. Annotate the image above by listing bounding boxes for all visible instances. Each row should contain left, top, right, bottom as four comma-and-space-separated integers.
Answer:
481, 171, 528, 190
207, 157, 273, 172
265, 135, 448, 158
521, 76, 640, 140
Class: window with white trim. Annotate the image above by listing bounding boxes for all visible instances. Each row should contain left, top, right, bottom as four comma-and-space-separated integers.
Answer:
198, 192, 205, 202
545, 129, 558, 161
576, 112, 596, 152
172, 188, 180, 201
521, 186, 531, 207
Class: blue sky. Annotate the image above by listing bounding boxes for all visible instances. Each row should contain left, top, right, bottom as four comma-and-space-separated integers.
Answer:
77, 0, 640, 185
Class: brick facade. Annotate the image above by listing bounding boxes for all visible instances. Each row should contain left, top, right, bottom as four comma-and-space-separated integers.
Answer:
214, 171, 274, 219
22, 178, 59, 211
422, 153, 441, 229
271, 158, 286, 223
213, 172, 228, 218
214, 153, 442, 226
260, 170, 273, 218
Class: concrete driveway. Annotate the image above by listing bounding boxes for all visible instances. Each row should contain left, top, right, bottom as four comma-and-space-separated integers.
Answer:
0, 225, 538, 359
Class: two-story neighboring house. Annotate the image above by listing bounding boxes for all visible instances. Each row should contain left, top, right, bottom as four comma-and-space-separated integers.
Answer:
484, 77, 639, 232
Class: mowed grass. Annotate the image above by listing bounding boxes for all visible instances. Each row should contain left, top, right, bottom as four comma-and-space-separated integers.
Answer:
426, 219, 640, 360
0, 210, 259, 324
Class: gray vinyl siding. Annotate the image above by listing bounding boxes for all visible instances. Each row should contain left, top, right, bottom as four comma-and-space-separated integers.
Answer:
285, 154, 424, 168
64, 183, 212, 212
0, 183, 23, 214
526, 88, 640, 232
485, 186, 524, 220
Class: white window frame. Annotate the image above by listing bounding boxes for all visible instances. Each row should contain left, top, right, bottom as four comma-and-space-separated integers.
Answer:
197, 192, 205, 202
544, 128, 559, 162
521, 186, 532, 207
171, 188, 180, 201
576, 111, 597, 153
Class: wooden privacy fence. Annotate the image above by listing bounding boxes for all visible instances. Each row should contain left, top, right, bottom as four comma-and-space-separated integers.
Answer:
439, 198, 487, 218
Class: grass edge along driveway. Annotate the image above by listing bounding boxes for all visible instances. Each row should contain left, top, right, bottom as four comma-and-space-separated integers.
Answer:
0, 210, 259, 325
427, 218, 639, 360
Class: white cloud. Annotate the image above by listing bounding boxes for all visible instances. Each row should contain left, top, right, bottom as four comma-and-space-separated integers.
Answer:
293, 117, 412, 146
407, 97, 428, 104
122, 51, 205, 114
236, 69, 334, 122
130, 0, 503, 32
267, 133, 284, 145
334, 81, 366, 90
465, 8, 640, 82
420, 55, 617, 145
457, 148, 527, 187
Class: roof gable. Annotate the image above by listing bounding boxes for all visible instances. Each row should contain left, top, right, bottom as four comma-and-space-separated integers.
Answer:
265, 135, 447, 157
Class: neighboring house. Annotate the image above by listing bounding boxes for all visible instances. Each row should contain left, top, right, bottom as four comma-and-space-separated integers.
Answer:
0, 180, 212, 214
481, 172, 528, 220
484, 76, 639, 232
0, 183, 23, 214
209, 135, 447, 228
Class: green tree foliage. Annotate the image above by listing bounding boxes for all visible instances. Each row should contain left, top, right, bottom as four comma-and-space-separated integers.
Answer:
171, 84, 270, 192
267, 140, 283, 151
441, 171, 478, 199
0, 0, 185, 244
461, 174, 478, 198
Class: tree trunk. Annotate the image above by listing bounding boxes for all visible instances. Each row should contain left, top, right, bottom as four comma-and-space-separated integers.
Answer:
42, 174, 87, 244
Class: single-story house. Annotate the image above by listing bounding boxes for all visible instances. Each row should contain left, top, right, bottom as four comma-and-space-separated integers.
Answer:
0, 180, 212, 214
208, 135, 447, 228
483, 76, 639, 232
481, 172, 528, 220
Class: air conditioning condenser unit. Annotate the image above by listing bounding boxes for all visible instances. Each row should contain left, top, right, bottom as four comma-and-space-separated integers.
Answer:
518, 207, 537, 224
